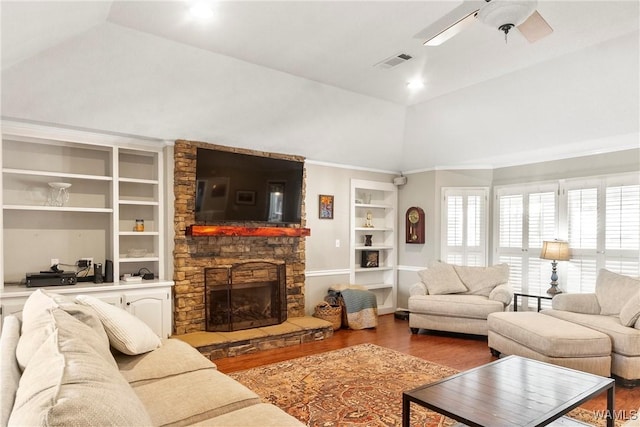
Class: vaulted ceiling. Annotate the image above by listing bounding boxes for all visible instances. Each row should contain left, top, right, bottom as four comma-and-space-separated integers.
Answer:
2, 1, 638, 171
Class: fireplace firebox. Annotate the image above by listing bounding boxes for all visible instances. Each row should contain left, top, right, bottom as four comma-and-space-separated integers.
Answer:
204, 261, 287, 332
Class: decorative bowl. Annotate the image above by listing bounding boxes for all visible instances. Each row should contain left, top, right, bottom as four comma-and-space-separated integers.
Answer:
127, 248, 147, 258
48, 182, 72, 189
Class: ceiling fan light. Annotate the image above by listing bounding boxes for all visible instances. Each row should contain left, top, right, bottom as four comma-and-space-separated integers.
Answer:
477, 0, 537, 30
189, 2, 214, 19
407, 79, 425, 90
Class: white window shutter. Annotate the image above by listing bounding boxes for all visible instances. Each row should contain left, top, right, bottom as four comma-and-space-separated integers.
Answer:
442, 188, 489, 267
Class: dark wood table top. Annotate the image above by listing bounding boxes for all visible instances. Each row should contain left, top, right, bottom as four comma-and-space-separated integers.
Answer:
404, 355, 614, 427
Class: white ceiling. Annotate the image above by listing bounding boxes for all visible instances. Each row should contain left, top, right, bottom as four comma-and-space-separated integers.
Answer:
1, 1, 639, 171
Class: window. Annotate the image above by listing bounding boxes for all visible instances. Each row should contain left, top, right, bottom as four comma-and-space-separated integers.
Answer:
494, 184, 558, 295
441, 188, 489, 266
563, 175, 640, 293
494, 173, 639, 297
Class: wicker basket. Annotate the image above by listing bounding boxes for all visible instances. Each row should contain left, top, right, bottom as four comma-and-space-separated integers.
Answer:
313, 301, 342, 331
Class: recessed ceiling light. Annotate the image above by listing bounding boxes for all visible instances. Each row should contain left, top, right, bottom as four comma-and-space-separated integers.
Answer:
407, 79, 425, 90
189, 2, 214, 19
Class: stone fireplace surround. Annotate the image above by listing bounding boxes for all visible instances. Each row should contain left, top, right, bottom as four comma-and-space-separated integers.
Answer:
173, 141, 330, 353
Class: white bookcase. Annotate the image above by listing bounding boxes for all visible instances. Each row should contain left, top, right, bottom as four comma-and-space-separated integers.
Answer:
0, 120, 173, 335
349, 179, 397, 314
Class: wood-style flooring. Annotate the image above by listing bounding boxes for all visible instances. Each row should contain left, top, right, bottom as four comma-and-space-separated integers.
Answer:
215, 314, 640, 418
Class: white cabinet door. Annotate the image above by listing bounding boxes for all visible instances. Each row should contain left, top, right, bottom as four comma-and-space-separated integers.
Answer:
123, 289, 170, 338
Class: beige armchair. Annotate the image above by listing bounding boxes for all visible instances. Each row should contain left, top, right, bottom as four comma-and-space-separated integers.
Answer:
409, 262, 513, 336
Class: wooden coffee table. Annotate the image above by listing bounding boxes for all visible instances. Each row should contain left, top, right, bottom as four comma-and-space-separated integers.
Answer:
402, 355, 614, 427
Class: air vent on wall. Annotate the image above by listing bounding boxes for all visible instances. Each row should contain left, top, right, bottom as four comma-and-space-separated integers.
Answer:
374, 53, 413, 70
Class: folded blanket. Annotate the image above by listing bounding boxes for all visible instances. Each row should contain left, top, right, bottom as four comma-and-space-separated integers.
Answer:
340, 289, 376, 314
338, 289, 378, 330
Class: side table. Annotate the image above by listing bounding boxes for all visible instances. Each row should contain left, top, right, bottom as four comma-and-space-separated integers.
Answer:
513, 292, 554, 312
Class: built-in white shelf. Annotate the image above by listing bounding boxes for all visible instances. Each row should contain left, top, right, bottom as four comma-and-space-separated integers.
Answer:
3, 205, 113, 213
119, 231, 160, 236
3, 168, 112, 181
1, 120, 169, 290
350, 179, 398, 315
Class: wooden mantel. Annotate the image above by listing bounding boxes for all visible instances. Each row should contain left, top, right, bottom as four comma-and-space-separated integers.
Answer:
186, 225, 311, 237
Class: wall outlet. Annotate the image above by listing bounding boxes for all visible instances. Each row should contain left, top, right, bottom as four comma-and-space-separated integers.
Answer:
50, 258, 59, 267
79, 257, 94, 275
78, 257, 93, 269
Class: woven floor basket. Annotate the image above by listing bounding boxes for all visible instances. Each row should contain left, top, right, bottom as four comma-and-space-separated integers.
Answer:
313, 301, 342, 330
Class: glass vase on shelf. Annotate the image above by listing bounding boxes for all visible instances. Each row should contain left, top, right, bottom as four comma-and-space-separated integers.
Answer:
46, 182, 71, 207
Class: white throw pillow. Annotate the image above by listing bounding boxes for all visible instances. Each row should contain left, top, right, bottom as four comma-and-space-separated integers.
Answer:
418, 262, 468, 295
595, 269, 640, 316
455, 263, 510, 297
620, 291, 640, 327
17, 289, 110, 369
75, 294, 161, 355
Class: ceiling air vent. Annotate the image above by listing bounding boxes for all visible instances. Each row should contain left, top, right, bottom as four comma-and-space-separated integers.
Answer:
374, 53, 413, 70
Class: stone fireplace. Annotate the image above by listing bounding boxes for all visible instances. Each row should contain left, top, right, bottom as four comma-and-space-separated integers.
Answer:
204, 261, 287, 332
173, 140, 307, 335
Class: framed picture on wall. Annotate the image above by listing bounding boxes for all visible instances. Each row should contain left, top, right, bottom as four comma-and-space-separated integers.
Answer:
319, 194, 334, 219
235, 190, 256, 205
360, 250, 379, 268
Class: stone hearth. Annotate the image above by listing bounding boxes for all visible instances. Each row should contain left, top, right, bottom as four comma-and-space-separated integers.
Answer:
175, 317, 333, 360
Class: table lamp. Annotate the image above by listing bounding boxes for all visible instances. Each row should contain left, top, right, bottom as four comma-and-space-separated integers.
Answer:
540, 240, 571, 295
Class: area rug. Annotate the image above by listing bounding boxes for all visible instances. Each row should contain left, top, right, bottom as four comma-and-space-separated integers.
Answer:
229, 343, 614, 427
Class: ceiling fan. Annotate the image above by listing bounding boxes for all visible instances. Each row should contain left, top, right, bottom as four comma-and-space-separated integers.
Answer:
415, 0, 553, 46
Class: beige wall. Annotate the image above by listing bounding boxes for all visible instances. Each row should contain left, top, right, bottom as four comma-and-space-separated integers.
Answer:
395, 169, 494, 308
492, 148, 640, 185
303, 149, 639, 312
303, 162, 396, 314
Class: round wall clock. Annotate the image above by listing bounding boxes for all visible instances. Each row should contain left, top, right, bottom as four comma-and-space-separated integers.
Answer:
405, 206, 425, 244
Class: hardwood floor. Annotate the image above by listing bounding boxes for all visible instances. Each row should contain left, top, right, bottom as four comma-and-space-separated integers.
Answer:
215, 314, 640, 418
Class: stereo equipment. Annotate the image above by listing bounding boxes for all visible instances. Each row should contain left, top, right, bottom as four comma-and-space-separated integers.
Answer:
93, 263, 103, 284
104, 259, 114, 283
26, 272, 77, 287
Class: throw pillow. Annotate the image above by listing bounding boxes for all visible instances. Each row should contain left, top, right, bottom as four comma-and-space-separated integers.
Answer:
595, 269, 640, 316
76, 294, 161, 355
16, 289, 111, 369
417, 262, 468, 295
20, 289, 108, 341
620, 290, 640, 327
16, 307, 118, 371
8, 309, 153, 426
455, 263, 510, 297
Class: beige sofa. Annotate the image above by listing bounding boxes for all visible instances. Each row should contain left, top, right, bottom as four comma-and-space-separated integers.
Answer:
408, 262, 513, 336
541, 269, 640, 387
0, 289, 303, 427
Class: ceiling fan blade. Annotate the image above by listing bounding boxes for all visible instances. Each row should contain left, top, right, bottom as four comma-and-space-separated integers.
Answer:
414, 0, 484, 46
517, 10, 553, 43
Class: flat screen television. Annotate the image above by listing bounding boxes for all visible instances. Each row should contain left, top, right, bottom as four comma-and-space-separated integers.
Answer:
195, 148, 304, 224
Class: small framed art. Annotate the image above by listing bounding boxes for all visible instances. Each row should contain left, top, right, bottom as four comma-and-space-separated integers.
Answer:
319, 194, 334, 219
235, 190, 256, 205
360, 250, 379, 268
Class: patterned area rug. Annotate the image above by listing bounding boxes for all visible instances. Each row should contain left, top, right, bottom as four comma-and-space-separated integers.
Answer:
229, 343, 613, 427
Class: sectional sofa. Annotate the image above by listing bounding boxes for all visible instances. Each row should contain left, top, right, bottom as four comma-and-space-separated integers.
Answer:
487, 269, 640, 386
1, 289, 303, 426
541, 269, 640, 386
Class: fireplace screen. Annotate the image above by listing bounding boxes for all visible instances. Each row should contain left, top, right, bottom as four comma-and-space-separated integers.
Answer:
204, 261, 287, 332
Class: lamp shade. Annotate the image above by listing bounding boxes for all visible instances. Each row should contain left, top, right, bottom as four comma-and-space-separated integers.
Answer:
477, 0, 537, 28
540, 240, 570, 261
